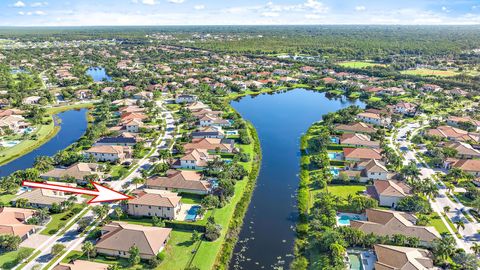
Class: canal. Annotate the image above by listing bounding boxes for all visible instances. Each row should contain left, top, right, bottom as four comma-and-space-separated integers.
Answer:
0, 109, 89, 177
230, 89, 365, 269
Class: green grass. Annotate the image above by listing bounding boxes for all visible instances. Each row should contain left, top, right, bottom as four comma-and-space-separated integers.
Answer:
400, 68, 459, 77
338, 61, 385, 69
0, 120, 58, 166
40, 205, 84, 235
180, 193, 204, 204
0, 193, 16, 205
0, 247, 34, 269
157, 230, 199, 270
428, 213, 450, 235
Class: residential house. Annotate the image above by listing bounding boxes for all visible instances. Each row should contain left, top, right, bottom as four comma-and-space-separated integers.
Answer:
133, 91, 153, 101
343, 148, 382, 162
0, 115, 30, 134
191, 126, 225, 139
335, 122, 377, 134
394, 102, 417, 115
122, 119, 143, 133
127, 189, 182, 220
40, 163, 106, 184
175, 149, 214, 170
95, 136, 137, 147
75, 89, 92, 100
367, 180, 412, 207
13, 181, 79, 209
198, 114, 231, 127
356, 111, 391, 127
175, 94, 197, 104
146, 170, 211, 195
446, 116, 480, 131
0, 207, 36, 241
350, 209, 441, 246
443, 142, 480, 159
339, 133, 380, 148
374, 244, 436, 270
339, 159, 388, 182
380, 87, 406, 96
85, 145, 132, 162
444, 159, 480, 178
184, 138, 235, 153
96, 222, 172, 259
22, 96, 41, 105
52, 260, 109, 270
426, 126, 479, 143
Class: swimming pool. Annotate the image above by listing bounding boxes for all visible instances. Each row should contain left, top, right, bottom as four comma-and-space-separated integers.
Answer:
330, 167, 340, 177
185, 205, 201, 221
337, 214, 362, 226
327, 152, 336, 159
1, 141, 20, 147
348, 254, 362, 270
330, 137, 339, 144
225, 130, 238, 135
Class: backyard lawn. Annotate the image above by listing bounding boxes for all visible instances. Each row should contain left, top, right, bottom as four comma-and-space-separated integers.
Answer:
0, 247, 34, 269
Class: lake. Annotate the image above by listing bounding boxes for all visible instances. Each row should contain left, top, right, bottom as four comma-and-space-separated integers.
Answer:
0, 109, 89, 177
86, 67, 112, 82
229, 89, 365, 269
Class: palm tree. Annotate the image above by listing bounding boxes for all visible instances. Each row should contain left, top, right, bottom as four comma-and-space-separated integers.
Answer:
443, 206, 451, 213
131, 177, 145, 189
114, 207, 123, 221
433, 235, 456, 262
470, 242, 480, 255
445, 183, 455, 195
15, 198, 29, 208
455, 219, 465, 231
82, 241, 95, 260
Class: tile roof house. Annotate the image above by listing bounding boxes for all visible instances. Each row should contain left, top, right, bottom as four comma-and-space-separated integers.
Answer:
127, 189, 182, 220
184, 138, 235, 153
198, 114, 231, 127
85, 145, 132, 163
445, 159, 480, 178
335, 122, 377, 134
52, 260, 109, 270
367, 180, 412, 207
146, 170, 211, 195
96, 222, 172, 259
191, 126, 225, 139
0, 207, 36, 241
350, 209, 441, 245
393, 102, 417, 115
339, 159, 389, 182
426, 126, 479, 143
374, 244, 436, 270
40, 163, 106, 184
447, 116, 480, 132
95, 136, 138, 146
339, 133, 380, 148
174, 148, 215, 170
13, 181, 79, 209
343, 148, 382, 162
356, 112, 391, 127
443, 142, 480, 159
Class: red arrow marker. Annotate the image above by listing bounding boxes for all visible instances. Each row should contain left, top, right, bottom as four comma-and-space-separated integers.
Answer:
22, 181, 133, 204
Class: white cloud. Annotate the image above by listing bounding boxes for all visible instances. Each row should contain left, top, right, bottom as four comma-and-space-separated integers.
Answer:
18, 11, 25, 15
194, 4, 205, 10
131, 0, 156, 5
304, 0, 328, 13
33, 10, 46, 15
441, 6, 450, 13
168, 0, 185, 3
355, 6, 366, 12
305, 14, 322, 19
13, 1, 26, 7
31, 2, 48, 7
261, 12, 280, 17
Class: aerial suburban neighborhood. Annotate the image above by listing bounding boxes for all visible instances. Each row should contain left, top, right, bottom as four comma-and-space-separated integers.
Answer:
0, 2, 479, 270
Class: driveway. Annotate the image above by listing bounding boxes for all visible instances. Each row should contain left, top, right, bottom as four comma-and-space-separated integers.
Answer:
20, 233, 51, 249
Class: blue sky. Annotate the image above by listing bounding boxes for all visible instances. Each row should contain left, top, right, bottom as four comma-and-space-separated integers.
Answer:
1, 0, 480, 26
